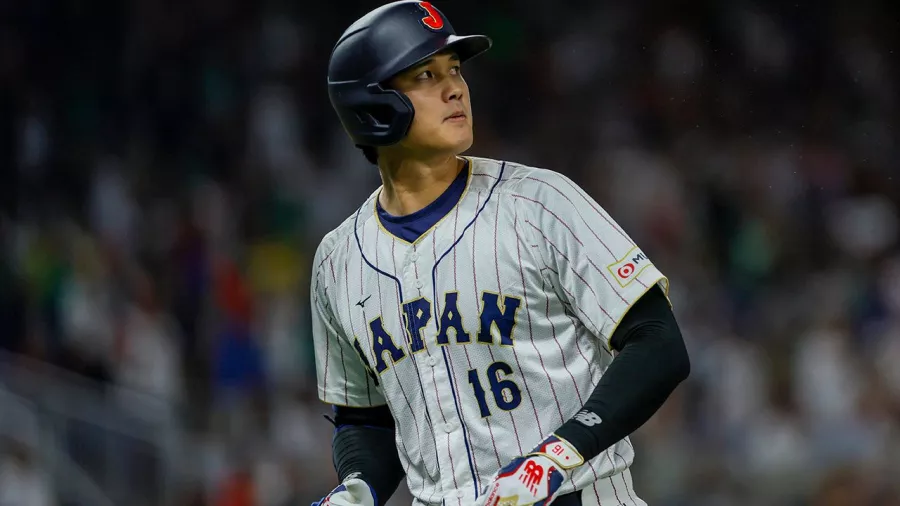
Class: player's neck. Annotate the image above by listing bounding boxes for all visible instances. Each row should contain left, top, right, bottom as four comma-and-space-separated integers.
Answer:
377, 153, 464, 217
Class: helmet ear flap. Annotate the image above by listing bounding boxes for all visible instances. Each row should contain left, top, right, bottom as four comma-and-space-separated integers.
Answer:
355, 104, 396, 128
354, 110, 385, 128
330, 80, 415, 146
353, 86, 415, 146
386, 90, 416, 142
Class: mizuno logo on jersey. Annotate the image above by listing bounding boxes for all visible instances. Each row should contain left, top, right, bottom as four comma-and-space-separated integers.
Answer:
361, 290, 522, 374
607, 247, 652, 287
573, 410, 602, 427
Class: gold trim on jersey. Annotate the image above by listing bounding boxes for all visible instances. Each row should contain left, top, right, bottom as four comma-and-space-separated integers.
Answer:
373, 156, 475, 246
604, 275, 671, 351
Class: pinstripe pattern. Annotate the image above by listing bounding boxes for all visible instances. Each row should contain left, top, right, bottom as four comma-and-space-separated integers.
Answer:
469, 191, 506, 468
311, 157, 668, 506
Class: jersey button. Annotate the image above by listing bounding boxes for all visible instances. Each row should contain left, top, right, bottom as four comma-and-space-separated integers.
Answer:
416, 280, 424, 289
410, 253, 419, 261
442, 422, 454, 433
427, 356, 437, 366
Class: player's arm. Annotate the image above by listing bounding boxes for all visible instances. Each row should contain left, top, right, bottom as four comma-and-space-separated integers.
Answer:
477, 170, 690, 506
310, 245, 404, 506
328, 405, 406, 506
523, 170, 690, 457
552, 283, 689, 461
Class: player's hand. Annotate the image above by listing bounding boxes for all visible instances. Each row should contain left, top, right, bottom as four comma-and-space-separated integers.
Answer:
475, 435, 584, 506
311, 476, 377, 506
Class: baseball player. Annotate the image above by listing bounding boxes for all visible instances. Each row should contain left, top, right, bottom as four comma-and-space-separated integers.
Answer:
311, 2, 690, 506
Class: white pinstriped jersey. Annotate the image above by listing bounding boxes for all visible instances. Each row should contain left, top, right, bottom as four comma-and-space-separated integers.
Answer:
311, 157, 669, 506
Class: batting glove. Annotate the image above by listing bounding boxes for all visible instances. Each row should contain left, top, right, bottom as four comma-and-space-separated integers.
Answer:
312, 476, 377, 506
475, 435, 584, 506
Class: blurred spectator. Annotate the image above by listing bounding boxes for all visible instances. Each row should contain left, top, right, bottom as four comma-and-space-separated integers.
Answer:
58, 231, 116, 374
115, 268, 184, 415
210, 258, 267, 436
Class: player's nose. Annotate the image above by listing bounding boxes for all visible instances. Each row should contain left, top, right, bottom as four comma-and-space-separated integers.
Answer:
444, 79, 464, 103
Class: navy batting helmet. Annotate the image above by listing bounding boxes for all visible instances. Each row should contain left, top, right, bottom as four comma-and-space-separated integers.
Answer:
327, 1, 492, 147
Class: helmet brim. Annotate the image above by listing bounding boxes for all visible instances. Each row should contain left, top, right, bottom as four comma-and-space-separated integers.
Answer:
445, 34, 493, 64
379, 34, 492, 82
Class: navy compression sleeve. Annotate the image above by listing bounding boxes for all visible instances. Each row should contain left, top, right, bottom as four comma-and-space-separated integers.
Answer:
330, 405, 405, 506
553, 285, 690, 461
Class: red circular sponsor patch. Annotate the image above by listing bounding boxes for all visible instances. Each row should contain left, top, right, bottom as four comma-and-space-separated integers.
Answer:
617, 263, 635, 278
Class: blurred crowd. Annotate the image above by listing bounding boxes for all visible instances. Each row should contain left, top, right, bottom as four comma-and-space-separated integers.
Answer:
1, 0, 898, 505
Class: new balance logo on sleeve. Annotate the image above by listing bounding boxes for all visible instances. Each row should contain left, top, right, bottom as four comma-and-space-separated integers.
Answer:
573, 410, 603, 427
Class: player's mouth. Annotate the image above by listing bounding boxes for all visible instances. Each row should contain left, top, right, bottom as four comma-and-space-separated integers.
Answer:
444, 111, 467, 122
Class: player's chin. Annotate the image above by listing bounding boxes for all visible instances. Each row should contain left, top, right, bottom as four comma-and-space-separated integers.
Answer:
439, 126, 474, 152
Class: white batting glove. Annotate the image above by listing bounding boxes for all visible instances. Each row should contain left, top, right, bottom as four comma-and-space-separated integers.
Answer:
475, 435, 584, 506
312, 476, 377, 506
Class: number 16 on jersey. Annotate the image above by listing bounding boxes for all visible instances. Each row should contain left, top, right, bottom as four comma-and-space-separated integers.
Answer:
467, 361, 522, 418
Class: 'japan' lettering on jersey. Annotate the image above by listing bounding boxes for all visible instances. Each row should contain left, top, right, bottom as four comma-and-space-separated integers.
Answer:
312, 157, 668, 506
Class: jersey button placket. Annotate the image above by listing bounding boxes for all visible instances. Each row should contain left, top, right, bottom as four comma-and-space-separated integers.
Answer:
420, 274, 463, 492
402, 270, 455, 490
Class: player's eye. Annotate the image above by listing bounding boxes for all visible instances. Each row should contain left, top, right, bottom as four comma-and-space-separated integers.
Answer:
450, 65, 462, 75
416, 70, 434, 80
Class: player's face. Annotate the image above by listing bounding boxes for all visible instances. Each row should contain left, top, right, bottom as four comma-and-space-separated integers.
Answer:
388, 52, 474, 156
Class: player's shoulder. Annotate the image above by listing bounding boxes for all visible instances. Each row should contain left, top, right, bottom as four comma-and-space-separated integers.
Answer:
467, 156, 583, 199
312, 190, 379, 276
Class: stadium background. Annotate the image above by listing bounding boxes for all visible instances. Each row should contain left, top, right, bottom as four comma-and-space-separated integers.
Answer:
1, 0, 898, 505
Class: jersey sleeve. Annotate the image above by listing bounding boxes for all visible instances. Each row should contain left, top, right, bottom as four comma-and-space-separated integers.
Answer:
515, 169, 669, 350
311, 242, 386, 408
